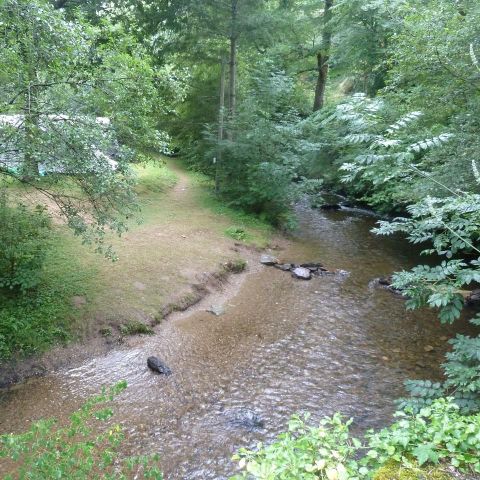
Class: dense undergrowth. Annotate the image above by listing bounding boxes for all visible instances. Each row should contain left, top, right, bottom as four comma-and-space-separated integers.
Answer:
0, 234, 93, 361
0, 382, 163, 480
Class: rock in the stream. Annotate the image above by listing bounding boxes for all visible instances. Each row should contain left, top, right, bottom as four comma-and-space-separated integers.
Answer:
320, 204, 341, 211
207, 304, 225, 316
224, 407, 264, 431
465, 289, 480, 305
274, 263, 293, 271
291, 267, 312, 280
300, 262, 324, 272
260, 254, 278, 266
147, 356, 172, 376
374, 275, 403, 295
378, 275, 393, 286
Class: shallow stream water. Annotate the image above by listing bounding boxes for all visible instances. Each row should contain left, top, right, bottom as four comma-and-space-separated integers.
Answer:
0, 203, 475, 479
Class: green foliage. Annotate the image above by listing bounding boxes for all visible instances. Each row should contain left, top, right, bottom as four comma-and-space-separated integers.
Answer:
195, 174, 273, 248
373, 193, 480, 322
0, 196, 51, 292
365, 399, 480, 474
311, 94, 453, 211
0, 0, 183, 255
206, 66, 317, 225
333, 0, 403, 96
231, 399, 480, 479
225, 226, 249, 242
399, 335, 480, 414
0, 381, 163, 479
0, 235, 93, 361
231, 413, 365, 480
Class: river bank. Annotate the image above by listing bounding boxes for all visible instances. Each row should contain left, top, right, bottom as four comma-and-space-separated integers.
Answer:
0, 159, 275, 388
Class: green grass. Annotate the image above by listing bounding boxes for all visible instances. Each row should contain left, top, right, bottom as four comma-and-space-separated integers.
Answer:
223, 258, 247, 273
135, 161, 178, 195
0, 234, 96, 361
187, 168, 273, 248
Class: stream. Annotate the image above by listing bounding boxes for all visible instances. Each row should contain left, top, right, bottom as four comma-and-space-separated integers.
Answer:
0, 202, 475, 479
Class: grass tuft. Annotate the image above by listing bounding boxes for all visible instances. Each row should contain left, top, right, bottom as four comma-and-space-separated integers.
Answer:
223, 258, 247, 273
119, 321, 154, 336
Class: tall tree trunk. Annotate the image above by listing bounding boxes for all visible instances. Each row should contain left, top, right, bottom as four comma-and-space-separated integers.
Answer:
229, 35, 237, 119
215, 57, 226, 194
23, 27, 40, 181
313, 0, 333, 111
227, 0, 238, 139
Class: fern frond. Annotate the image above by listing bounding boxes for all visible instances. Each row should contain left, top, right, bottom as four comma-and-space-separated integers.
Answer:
386, 111, 422, 134
472, 160, 480, 185
409, 133, 453, 153
355, 153, 392, 164
470, 44, 480, 72
371, 138, 401, 148
344, 133, 376, 144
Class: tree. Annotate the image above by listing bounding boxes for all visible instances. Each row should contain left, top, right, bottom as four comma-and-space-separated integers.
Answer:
0, 0, 176, 254
313, 0, 333, 111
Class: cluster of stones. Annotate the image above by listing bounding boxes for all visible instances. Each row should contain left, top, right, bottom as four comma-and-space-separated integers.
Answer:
260, 255, 339, 280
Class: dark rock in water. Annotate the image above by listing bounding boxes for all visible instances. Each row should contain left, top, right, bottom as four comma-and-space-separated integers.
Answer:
147, 356, 172, 376
260, 254, 278, 266
374, 276, 404, 295
300, 262, 323, 272
378, 275, 393, 286
224, 407, 264, 431
291, 267, 312, 280
274, 263, 293, 271
320, 204, 341, 211
465, 289, 480, 305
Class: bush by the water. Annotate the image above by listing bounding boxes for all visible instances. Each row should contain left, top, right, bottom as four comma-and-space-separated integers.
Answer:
0, 381, 163, 479
231, 398, 480, 479
0, 195, 51, 292
0, 235, 93, 361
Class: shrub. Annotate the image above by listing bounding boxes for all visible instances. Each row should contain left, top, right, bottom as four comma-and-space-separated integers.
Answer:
0, 194, 52, 292
0, 235, 93, 361
231, 399, 480, 479
224, 258, 247, 273
231, 413, 365, 479
365, 399, 480, 474
225, 226, 249, 241
0, 381, 163, 479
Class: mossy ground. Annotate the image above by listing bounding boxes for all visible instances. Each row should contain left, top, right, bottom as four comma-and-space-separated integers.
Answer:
373, 461, 453, 480
0, 157, 272, 362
